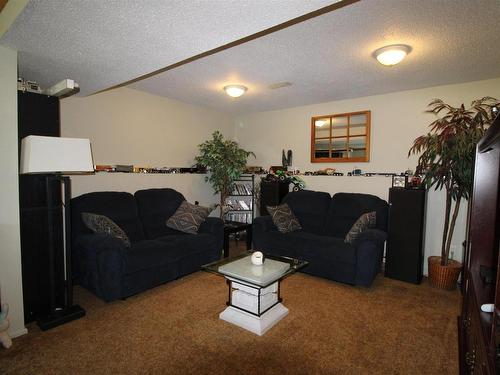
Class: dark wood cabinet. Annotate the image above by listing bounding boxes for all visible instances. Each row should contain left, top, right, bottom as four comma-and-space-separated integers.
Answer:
385, 188, 426, 284
18, 91, 64, 323
459, 113, 500, 374
259, 180, 289, 216
461, 273, 494, 374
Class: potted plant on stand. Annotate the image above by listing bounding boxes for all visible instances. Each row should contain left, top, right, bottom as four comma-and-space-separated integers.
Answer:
409, 97, 499, 289
195, 131, 254, 220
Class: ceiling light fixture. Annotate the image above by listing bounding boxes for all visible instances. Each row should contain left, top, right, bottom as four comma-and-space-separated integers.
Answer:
223, 85, 248, 98
373, 44, 412, 66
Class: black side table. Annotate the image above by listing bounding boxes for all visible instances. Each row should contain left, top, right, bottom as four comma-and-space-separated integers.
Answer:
223, 221, 253, 258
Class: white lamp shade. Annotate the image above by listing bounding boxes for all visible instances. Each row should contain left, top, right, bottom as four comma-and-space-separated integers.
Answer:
20, 135, 94, 174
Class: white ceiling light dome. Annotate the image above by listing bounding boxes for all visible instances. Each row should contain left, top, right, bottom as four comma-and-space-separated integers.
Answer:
223, 85, 248, 98
373, 44, 412, 66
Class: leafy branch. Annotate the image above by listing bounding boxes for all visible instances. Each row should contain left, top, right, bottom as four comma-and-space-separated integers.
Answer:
409, 97, 498, 266
195, 131, 255, 219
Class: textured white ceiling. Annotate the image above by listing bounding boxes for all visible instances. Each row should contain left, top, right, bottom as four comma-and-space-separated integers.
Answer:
0, 0, 336, 95
3, 0, 500, 114
130, 0, 500, 114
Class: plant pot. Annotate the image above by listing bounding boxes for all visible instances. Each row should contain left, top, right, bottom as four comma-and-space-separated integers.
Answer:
428, 256, 462, 290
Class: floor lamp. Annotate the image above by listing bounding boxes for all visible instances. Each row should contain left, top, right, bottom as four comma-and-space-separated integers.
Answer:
20, 135, 94, 330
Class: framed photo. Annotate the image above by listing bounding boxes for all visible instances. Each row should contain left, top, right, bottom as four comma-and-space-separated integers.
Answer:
392, 175, 407, 188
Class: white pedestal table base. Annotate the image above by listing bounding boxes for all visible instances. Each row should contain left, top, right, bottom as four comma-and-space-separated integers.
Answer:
219, 303, 289, 336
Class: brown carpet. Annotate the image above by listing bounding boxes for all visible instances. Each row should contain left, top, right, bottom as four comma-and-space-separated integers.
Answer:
0, 267, 460, 374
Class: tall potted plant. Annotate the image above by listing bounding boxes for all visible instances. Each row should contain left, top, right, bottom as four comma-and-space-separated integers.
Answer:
195, 131, 254, 219
409, 97, 498, 289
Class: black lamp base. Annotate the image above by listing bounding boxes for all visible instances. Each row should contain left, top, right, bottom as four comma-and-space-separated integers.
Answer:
37, 304, 85, 331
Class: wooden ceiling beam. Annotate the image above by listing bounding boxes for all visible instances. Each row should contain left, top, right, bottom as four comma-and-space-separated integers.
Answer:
95, 0, 360, 95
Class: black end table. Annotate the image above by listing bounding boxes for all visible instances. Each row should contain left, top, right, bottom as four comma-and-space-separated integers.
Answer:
223, 221, 252, 258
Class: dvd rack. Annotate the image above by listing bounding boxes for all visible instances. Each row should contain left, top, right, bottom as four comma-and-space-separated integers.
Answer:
224, 174, 255, 224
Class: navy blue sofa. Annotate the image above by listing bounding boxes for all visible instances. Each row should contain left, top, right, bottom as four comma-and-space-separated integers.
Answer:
71, 188, 223, 302
253, 190, 388, 287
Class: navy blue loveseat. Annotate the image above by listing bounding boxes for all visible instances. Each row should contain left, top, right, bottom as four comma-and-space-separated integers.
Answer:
71, 188, 223, 301
253, 190, 388, 287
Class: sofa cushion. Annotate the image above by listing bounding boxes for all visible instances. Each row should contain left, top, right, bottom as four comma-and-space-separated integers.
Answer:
155, 232, 217, 253
344, 211, 376, 244
71, 192, 145, 243
267, 203, 301, 233
134, 188, 186, 239
253, 230, 300, 259
166, 201, 211, 234
324, 193, 388, 238
286, 231, 357, 265
81, 212, 131, 247
124, 240, 184, 274
282, 190, 331, 235
124, 234, 218, 274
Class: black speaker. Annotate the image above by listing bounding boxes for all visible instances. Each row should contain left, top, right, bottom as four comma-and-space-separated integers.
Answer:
259, 181, 289, 215
385, 188, 427, 284
18, 91, 64, 323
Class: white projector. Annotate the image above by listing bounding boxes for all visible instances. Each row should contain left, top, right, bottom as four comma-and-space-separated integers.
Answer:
44, 79, 80, 98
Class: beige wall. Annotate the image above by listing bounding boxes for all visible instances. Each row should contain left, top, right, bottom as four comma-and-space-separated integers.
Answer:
60, 79, 500, 275
235, 77, 500, 274
61, 87, 234, 207
68, 173, 221, 212
0, 46, 27, 337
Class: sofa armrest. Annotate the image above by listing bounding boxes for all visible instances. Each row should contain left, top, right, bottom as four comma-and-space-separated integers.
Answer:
253, 215, 277, 233
198, 217, 224, 235
198, 217, 224, 253
352, 229, 387, 247
353, 230, 387, 287
74, 233, 127, 301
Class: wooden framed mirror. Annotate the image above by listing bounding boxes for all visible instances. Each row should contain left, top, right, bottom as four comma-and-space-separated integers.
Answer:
311, 110, 370, 163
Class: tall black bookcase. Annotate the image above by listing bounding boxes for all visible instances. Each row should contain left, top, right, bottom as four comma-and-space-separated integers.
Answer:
385, 188, 427, 284
18, 91, 64, 323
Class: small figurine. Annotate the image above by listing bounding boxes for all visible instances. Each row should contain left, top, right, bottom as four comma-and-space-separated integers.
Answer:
281, 149, 293, 168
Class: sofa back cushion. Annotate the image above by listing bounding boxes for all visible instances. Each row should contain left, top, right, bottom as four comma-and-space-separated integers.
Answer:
324, 193, 388, 238
134, 188, 186, 239
71, 191, 145, 244
282, 190, 331, 235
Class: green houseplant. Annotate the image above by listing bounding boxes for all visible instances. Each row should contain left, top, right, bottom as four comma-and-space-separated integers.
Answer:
195, 131, 254, 219
409, 97, 498, 289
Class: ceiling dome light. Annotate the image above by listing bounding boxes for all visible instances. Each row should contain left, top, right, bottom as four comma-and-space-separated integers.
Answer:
373, 44, 412, 66
223, 85, 248, 98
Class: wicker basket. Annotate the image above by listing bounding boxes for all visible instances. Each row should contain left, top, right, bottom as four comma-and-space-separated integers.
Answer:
428, 256, 462, 290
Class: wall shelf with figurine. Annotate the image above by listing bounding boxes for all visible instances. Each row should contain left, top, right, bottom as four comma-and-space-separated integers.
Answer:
93, 164, 422, 188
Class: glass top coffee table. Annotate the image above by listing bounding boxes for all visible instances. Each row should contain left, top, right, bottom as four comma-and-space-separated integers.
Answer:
202, 251, 308, 336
